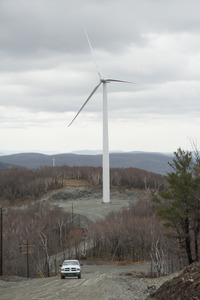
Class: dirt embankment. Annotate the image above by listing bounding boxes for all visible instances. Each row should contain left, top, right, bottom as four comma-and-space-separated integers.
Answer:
150, 262, 200, 300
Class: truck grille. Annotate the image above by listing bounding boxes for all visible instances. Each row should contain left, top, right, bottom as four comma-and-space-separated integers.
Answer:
64, 268, 77, 271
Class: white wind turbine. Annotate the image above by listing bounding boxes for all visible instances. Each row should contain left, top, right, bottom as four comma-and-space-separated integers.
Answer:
68, 30, 134, 204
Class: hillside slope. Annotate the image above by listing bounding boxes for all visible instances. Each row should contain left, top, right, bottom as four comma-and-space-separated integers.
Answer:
0, 161, 20, 171
0, 151, 173, 174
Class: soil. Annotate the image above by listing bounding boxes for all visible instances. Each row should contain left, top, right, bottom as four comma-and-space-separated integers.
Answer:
149, 262, 200, 300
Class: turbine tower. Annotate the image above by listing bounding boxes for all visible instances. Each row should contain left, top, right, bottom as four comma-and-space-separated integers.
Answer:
68, 30, 134, 203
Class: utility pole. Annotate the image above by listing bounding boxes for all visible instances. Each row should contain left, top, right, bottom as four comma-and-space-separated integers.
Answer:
0, 207, 3, 276
72, 203, 74, 226
19, 241, 35, 278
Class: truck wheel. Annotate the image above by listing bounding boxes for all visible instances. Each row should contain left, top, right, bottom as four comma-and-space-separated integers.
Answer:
61, 274, 65, 279
78, 274, 81, 279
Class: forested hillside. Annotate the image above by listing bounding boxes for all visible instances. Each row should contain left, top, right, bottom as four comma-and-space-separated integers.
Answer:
0, 165, 167, 204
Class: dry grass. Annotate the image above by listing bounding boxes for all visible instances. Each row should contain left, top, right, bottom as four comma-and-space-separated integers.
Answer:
64, 179, 94, 187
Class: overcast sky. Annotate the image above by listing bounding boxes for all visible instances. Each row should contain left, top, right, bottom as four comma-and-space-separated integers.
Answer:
1, 0, 200, 154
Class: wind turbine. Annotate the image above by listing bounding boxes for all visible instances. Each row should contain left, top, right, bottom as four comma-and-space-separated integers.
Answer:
68, 30, 134, 204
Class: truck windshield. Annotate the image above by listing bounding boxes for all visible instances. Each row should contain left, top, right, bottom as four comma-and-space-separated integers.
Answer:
63, 261, 79, 266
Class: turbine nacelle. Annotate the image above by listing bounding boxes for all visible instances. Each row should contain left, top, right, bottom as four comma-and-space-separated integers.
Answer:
68, 79, 135, 127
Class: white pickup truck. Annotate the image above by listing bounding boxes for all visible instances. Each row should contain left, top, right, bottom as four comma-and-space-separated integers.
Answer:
60, 260, 81, 279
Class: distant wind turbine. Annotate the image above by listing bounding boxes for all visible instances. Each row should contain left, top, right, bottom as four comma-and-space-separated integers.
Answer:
68, 29, 135, 203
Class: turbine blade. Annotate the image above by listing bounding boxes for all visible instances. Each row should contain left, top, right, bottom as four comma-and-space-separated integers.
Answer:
105, 79, 137, 84
68, 82, 102, 127
83, 26, 102, 79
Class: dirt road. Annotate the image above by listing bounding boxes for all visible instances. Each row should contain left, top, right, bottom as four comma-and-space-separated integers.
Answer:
0, 262, 168, 300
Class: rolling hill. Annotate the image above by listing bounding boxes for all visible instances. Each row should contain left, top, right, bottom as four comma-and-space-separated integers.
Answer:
0, 161, 21, 171
0, 151, 173, 174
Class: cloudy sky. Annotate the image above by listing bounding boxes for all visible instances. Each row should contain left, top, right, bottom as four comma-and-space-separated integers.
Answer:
1, 0, 200, 154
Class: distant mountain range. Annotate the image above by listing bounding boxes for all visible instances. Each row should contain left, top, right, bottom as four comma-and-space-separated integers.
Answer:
0, 151, 173, 174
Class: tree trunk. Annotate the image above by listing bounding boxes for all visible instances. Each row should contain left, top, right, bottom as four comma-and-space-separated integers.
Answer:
194, 219, 200, 262
184, 217, 193, 264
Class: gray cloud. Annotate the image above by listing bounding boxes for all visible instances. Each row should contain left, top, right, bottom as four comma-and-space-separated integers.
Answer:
1, 0, 200, 153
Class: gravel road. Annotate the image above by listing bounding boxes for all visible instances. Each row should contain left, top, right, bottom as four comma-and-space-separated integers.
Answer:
0, 262, 175, 300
